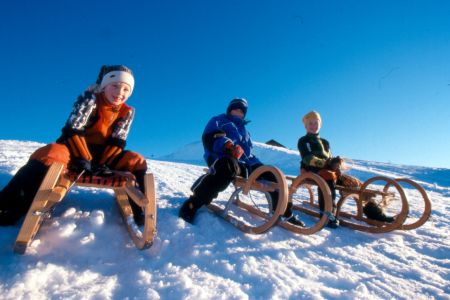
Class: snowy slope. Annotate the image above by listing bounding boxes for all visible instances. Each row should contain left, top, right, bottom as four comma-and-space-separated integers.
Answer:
0, 140, 449, 299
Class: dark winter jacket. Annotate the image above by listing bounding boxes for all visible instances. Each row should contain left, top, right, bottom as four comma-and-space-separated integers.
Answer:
298, 133, 332, 173
202, 113, 261, 167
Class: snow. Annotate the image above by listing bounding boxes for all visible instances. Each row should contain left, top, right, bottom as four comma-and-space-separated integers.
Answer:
0, 139, 449, 299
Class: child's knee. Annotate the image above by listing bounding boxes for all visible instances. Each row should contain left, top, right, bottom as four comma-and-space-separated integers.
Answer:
29, 143, 71, 167
114, 151, 147, 172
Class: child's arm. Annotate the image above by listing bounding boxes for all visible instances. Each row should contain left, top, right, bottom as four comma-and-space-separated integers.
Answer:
202, 117, 233, 156
99, 106, 135, 165
61, 91, 97, 162
297, 137, 330, 169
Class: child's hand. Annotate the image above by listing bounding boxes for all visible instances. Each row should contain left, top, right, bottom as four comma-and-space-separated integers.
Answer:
70, 157, 92, 174
328, 156, 343, 171
224, 141, 244, 160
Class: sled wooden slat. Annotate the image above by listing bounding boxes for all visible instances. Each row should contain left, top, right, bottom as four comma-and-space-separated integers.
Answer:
394, 178, 431, 230
286, 172, 333, 235
233, 177, 279, 193
208, 165, 288, 234
14, 163, 66, 254
286, 172, 432, 233
14, 163, 157, 254
336, 185, 393, 198
115, 174, 157, 250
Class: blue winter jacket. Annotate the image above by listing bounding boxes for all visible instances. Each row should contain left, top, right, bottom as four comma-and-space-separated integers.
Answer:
202, 113, 261, 167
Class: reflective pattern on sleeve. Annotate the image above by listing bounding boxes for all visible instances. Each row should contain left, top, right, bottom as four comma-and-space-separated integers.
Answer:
112, 108, 134, 141
66, 92, 97, 131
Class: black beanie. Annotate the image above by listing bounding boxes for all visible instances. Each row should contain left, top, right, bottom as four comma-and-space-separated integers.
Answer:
226, 98, 248, 116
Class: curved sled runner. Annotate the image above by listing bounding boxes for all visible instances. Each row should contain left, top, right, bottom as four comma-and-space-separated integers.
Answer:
206, 167, 334, 235
207, 166, 289, 234
287, 172, 431, 233
283, 173, 334, 235
14, 162, 157, 254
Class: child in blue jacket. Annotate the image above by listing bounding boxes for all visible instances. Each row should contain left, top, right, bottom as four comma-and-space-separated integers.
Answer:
179, 98, 304, 226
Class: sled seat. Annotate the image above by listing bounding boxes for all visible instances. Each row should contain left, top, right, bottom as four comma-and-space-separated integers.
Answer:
66, 171, 135, 188
14, 162, 157, 254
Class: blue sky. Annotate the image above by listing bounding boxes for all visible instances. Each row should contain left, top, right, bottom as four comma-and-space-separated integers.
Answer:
1, 0, 449, 168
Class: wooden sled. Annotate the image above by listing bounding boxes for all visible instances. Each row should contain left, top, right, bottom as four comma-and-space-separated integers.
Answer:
283, 173, 334, 235
14, 162, 157, 254
335, 176, 409, 233
207, 165, 289, 234
287, 172, 431, 233
206, 167, 334, 235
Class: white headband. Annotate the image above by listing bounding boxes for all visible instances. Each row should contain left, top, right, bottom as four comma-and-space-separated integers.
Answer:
100, 71, 135, 94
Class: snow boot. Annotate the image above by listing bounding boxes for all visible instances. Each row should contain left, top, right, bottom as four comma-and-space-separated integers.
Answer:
363, 199, 395, 223
130, 169, 147, 226
282, 202, 305, 226
285, 215, 305, 227
326, 218, 340, 229
179, 197, 200, 224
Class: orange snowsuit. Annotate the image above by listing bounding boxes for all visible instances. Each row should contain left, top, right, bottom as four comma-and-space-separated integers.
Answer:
29, 91, 147, 173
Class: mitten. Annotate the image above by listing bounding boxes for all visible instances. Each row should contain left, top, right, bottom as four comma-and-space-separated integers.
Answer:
70, 157, 92, 174
224, 141, 244, 160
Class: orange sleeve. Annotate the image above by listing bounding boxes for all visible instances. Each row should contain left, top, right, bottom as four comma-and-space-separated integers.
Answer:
99, 145, 123, 165
67, 134, 93, 161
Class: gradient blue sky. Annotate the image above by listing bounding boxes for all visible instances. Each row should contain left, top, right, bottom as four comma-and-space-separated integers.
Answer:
1, 0, 449, 168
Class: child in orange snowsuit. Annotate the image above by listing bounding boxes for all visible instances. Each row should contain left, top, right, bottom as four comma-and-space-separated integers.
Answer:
0, 65, 147, 225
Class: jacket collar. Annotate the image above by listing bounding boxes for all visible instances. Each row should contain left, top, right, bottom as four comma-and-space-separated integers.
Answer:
224, 113, 250, 126
306, 132, 320, 138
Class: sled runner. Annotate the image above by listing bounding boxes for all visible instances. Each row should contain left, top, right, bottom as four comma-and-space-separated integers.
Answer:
282, 173, 334, 235
14, 162, 157, 254
288, 173, 431, 233
207, 165, 289, 234
205, 167, 334, 235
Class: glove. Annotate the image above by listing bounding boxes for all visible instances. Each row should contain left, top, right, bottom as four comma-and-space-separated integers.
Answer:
328, 156, 343, 171
92, 164, 114, 176
70, 157, 92, 174
224, 141, 244, 160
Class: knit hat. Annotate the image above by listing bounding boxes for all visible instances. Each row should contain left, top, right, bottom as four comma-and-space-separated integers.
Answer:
226, 98, 248, 116
96, 65, 135, 95
302, 111, 322, 125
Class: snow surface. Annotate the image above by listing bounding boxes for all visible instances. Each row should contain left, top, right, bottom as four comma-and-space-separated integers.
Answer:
0, 139, 449, 299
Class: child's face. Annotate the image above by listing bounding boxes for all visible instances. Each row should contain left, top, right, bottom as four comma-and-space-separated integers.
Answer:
104, 82, 131, 105
230, 108, 245, 119
305, 118, 321, 134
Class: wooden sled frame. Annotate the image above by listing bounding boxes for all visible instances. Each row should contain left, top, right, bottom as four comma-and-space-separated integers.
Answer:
207, 165, 289, 234
14, 162, 157, 254
288, 172, 431, 233
203, 165, 431, 235
206, 167, 336, 235
283, 173, 334, 235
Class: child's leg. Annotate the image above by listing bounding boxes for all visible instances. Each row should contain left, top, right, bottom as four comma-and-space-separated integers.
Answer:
250, 164, 304, 226
318, 180, 337, 211
179, 156, 239, 223
110, 150, 148, 225
0, 143, 70, 225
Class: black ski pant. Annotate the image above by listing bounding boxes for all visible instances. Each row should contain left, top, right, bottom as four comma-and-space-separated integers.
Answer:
0, 160, 49, 225
190, 157, 294, 217
318, 179, 337, 215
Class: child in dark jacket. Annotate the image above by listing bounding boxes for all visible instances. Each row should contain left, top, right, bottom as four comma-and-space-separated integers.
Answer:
179, 98, 304, 226
298, 111, 341, 228
0, 65, 147, 226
